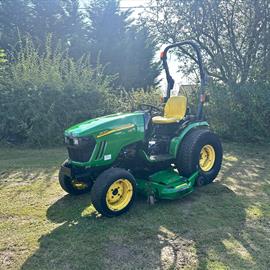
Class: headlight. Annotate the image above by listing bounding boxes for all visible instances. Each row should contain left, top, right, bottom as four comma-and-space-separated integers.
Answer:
65, 136, 96, 147
73, 138, 79, 145
64, 136, 79, 145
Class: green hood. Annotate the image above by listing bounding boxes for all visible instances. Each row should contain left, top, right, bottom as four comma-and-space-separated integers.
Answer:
64, 112, 145, 137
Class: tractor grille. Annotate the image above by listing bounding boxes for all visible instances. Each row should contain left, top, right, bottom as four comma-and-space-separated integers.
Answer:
66, 136, 96, 163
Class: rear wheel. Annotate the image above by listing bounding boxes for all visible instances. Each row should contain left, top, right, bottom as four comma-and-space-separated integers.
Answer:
176, 128, 223, 185
91, 168, 136, 217
59, 161, 93, 195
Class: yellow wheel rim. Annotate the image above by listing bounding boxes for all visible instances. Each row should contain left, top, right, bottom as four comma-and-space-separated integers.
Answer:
106, 179, 133, 211
199, 144, 216, 172
71, 179, 88, 190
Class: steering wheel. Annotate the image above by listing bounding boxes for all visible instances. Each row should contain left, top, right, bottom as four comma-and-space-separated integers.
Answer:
138, 104, 162, 116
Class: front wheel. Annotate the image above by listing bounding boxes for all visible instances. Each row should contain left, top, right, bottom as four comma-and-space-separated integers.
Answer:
176, 128, 223, 185
91, 168, 136, 217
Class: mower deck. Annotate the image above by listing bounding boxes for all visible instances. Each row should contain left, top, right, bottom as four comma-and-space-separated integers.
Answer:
136, 169, 198, 200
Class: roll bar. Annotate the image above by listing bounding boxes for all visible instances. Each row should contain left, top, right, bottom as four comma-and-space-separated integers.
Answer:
160, 40, 208, 120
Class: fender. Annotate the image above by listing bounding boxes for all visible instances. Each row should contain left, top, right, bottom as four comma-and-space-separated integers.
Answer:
169, 121, 209, 157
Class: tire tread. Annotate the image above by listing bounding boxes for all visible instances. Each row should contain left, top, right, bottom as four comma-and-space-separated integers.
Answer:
176, 128, 222, 185
91, 168, 136, 217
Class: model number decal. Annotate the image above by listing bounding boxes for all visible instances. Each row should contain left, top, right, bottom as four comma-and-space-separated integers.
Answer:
104, 154, 112, 161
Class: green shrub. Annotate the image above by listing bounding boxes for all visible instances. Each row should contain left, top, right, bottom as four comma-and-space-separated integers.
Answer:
0, 49, 7, 63
4, 36, 268, 145
110, 88, 162, 113
0, 37, 116, 145
205, 83, 270, 142
0, 49, 7, 78
0, 37, 162, 146
182, 81, 270, 142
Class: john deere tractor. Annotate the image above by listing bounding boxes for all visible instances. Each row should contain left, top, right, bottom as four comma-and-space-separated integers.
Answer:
59, 41, 223, 217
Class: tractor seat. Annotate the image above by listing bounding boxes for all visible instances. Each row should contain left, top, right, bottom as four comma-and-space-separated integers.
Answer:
152, 96, 187, 124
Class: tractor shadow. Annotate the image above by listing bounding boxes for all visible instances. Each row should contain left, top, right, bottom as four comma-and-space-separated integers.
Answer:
21, 146, 269, 270
21, 183, 258, 270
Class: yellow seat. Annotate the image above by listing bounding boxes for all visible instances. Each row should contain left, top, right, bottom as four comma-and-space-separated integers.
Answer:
152, 96, 187, 124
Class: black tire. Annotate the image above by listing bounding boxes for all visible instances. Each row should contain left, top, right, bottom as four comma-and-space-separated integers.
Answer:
91, 168, 136, 217
59, 161, 93, 195
176, 128, 223, 185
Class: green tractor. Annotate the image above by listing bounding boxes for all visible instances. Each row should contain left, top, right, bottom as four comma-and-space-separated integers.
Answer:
59, 41, 223, 217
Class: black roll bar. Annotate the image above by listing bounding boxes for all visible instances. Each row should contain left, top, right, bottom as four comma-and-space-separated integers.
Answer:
160, 40, 208, 120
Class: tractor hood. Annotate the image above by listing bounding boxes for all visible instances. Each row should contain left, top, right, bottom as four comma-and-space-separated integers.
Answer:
64, 111, 145, 138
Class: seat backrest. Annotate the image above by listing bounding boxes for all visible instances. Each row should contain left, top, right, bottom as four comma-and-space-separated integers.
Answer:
164, 96, 187, 120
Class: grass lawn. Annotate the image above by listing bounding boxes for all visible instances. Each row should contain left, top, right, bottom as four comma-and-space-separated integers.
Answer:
0, 143, 270, 270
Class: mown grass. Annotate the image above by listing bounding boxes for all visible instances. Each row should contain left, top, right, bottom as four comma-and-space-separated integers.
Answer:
0, 143, 270, 270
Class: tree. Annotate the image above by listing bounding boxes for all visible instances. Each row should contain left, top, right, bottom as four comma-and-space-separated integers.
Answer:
31, 0, 68, 43
144, 0, 270, 88
123, 25, 160, 89
62, 0, 89, 59
0, 0, 88, 58
31, 0, 89, 57
85, 0, 159, 89
0, 0, 159, 89
0, 0, 32, 50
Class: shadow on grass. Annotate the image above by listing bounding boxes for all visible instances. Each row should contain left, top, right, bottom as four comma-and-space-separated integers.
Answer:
21, 181, 261, 270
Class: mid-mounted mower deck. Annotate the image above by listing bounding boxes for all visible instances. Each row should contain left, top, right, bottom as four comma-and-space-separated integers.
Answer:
58, 40, 223, 217
136, 169, 199, 201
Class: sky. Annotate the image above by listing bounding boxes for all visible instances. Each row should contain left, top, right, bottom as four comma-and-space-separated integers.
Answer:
119, 0, 148, 8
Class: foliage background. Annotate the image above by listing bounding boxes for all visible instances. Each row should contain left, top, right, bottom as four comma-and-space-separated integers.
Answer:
0, 0, 269, 146
0, 37, 161, 146
205, 83, 270, 142
145, 0, 270, 142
